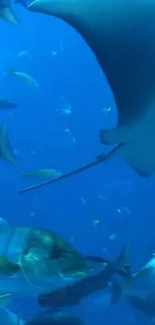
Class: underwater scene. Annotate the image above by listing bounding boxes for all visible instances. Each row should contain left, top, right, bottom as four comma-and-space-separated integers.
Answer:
0, 0, 155, 324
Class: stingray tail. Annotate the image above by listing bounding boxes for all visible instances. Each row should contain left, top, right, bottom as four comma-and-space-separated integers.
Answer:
19, 143, 124, 194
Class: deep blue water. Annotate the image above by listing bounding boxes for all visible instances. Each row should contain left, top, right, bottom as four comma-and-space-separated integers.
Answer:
0, 5, 155, 325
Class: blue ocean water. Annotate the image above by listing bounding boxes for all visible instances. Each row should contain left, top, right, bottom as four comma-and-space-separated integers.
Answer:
0, 5, 155, 325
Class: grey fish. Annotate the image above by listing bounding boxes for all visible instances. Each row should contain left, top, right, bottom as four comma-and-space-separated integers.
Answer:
19, 0, 155, 193
0, 98, 18, 110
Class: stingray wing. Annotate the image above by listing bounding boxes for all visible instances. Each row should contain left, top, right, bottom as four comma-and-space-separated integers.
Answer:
28, 0, 155, 127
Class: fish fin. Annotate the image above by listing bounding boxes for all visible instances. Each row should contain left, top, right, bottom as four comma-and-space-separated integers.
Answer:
0, 123, 18, 166
0, 293, 12, 305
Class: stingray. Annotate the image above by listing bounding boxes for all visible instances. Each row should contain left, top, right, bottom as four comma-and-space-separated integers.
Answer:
0, 0, 19, 23
19, 0, 155, 194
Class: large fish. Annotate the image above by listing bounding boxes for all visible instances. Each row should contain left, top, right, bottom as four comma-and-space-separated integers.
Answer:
38, 244, 130, 308
0, 224, 110, 303
18, 0, 155, 193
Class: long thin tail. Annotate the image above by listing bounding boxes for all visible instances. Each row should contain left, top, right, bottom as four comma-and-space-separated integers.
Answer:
19, 143, 124, 194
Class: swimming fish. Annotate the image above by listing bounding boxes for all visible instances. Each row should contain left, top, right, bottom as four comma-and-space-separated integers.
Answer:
0, 0, 19, 23
0, 224, 104, 302
0, 123, 18, 166
38, 244, 130, 308
22, 169, 62, 178
19, 0, 155, 193
17, 50, 31, 60
0, 98, 18, 110
10, 69, 39, 87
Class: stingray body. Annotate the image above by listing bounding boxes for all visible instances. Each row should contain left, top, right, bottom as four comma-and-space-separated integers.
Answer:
19, 0, 155, 193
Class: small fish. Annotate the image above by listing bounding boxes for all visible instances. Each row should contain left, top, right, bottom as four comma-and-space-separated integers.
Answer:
0, 98, 18, 110
10, 68, 39, 87
101, 106, 111, 116
17, 51, 31, 60
22, 169, 62, 178
0, 123, 18, 166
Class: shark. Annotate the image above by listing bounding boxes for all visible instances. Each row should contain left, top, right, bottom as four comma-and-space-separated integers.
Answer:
18, 0, 155, 194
